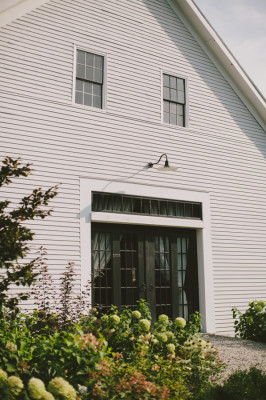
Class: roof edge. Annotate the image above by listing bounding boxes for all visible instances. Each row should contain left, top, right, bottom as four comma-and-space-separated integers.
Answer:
0, 0, 48, 27
169, 0, 266, 130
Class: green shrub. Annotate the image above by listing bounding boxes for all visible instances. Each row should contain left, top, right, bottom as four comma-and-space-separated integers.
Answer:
195, 367, 266, 400
232, 300, 266, 342
0, 156, 58, 316
0, 299, 224, 398
93, 302, 223, 397
0, 312, 107, 386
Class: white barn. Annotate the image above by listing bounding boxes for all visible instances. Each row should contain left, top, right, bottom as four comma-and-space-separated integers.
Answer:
0, 0, 265, 335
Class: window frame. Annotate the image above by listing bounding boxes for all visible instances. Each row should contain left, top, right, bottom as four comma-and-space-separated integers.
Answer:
72, 44, 107, 110
91, 223, 199, 321
161, 70, 189, 128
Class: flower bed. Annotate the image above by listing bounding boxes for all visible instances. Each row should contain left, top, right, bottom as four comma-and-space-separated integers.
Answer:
0, 301, 224, 399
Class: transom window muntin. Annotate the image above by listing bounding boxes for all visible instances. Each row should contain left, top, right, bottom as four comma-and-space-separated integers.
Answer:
92, 192, 202, 219
75, 50, 104, 108
163, 73, 186, 126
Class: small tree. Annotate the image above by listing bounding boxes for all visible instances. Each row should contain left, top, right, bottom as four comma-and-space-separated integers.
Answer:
0, 157, 58, 315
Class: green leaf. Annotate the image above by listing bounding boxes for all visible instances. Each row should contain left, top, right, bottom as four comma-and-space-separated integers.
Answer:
6, 362, 17, 372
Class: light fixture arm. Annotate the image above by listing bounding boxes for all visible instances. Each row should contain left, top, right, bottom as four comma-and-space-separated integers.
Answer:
148, 153, 169, 168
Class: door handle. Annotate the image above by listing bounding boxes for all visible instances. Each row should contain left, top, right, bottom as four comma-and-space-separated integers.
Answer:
139, 283, 146, 292
149, 284, 154, 292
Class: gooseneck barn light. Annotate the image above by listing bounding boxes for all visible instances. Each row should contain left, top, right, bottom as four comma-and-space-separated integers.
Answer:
147, 154, 178, 171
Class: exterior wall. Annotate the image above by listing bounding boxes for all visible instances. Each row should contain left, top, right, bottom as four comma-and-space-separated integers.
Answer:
0, 0, 265, 334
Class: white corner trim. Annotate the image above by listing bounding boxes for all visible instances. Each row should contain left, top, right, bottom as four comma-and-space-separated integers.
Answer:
0, 0, 48, 28
80, 177, 215, 333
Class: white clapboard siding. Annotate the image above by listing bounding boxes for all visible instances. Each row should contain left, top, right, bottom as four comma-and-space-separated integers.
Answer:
0, 0, 265, 334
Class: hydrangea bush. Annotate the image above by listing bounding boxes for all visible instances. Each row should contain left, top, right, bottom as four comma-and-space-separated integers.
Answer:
232, 300, 266, 343
0, 300, 224, 399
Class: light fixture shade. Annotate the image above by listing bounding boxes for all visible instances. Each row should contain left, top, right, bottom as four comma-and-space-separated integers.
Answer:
157, 165, 178, 171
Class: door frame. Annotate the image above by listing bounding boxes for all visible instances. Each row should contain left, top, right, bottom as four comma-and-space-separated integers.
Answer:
91, 223, 198, 321
80, 177, 215, 333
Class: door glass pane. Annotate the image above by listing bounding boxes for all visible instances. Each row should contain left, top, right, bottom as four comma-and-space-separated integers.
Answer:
154, 235, 172, 319
92, 232, 112, 313
176, 235, 198, 321
120, 233, 138, 309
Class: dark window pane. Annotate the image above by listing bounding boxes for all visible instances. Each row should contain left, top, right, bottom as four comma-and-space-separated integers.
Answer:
160, 201, 167, 215
77, 50, 85, 64
176, 203, 184, 216
193, 204, 202, 218
94, 68, 103, 83
177, 115, 184, 126
86, 53, 94, 66
168, 202, 176, 216
133, 198, 141, 213
86, 67, 93, 81
177, 91, 185, 103
77, 64, 85, 79
163, 87, 170, 100
170, 113, 176, 125
93, 83, 101, 96
177, 78, 184, 91
112, 195, 122, 211
163, 74, 170, 87
84, 93, 92, 106
75, 91, 83, 104
184, 203, 192, 217
95, 55, 103, 69
170, 102, 176, 114
122, 197, 132, 212
84, 82, 92, 93
76, 79, 83, 91
151, 200, 159, 214
177, 104, 183, 116
93, 95, 102, 109
171, 89, 177, 101
170, 76, 176, 89
142, 199, 149, 213
164, 112, 169, 123
163, 101, 170, 112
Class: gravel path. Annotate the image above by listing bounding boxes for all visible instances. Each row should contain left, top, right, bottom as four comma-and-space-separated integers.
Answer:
203, 334, 266, 381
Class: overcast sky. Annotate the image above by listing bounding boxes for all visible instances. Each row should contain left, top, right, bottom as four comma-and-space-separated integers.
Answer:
194, 0, 266, 98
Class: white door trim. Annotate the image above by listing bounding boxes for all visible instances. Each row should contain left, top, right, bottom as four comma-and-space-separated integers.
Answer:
80, 177, 215, 333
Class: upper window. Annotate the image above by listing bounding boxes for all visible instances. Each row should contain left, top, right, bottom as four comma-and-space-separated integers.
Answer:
75, 50, 104, 108
163, 74, 186, 127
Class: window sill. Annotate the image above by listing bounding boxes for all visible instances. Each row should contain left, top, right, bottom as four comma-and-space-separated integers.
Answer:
71, 101, 107, 113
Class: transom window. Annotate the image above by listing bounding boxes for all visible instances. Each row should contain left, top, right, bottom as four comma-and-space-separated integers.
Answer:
163, 73, 186, 126
92, 192, 202, 219
75, 50, 104, 108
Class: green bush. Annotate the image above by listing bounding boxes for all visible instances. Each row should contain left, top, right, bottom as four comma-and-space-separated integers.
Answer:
232, 300, 266, 342
194, 367, 266, 400
0, 311, 107, 386
0, 156, 58, 316
88, 302, 223, 397
0, 302, 224, 399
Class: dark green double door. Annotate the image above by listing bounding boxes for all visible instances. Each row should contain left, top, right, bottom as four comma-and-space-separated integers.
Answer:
92, 223, 199, 320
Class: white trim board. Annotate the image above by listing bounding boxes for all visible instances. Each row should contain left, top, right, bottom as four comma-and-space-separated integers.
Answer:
80, 177, 215, 333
